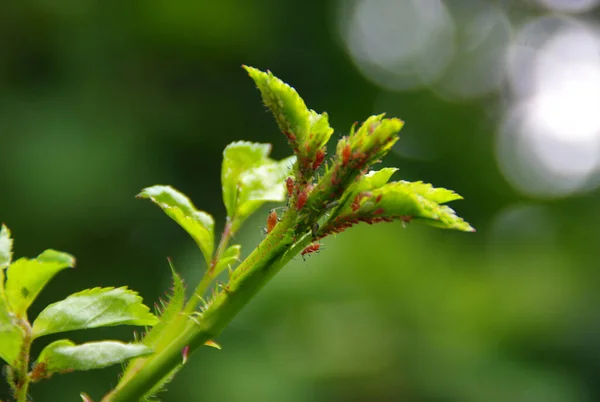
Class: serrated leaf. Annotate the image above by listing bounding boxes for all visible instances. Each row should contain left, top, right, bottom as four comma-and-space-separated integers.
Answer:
36, 340, 152, 373
336, 168, 398, 213
0, 297, 22, 365
222, 141, 295, 232
138, 185, 215, 265
244, 66, 310, 142
308, 110, 334, 150
32, 287, 158, 339
398, 181, 463, 204
345, 115, 403, 164
5, 250, 75, 318
0, 224, 12, 270
371, 182, 474, 232
244, 66, 333, 174
213, 244, 241, 277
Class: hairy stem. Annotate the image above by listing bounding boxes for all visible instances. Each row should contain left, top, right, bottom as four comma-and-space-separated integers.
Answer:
13, 319, 32, 402
186, 218, 233, 314
102, 212, 311, 402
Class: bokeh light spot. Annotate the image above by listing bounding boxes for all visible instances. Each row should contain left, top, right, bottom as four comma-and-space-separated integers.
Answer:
499, 17, 600, 197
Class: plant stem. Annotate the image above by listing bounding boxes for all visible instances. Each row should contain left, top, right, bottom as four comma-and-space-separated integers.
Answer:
102, 217, 311, 402
14, 318, 32, 402
185, 218, 234, 314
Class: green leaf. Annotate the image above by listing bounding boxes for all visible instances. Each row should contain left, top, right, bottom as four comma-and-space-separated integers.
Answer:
36, 340, 152, 373
213, 244, 241, 277
138, 185, 215, 266
243, 66, 310, 142
0, 298, 22, 366
371, 182, 474, 232
32, 287, 158, 339
336, 168, 398, 213
233, 156, 295, 232
221, 141, 295, 232
0, 224, 12, 270
347, 115, 403, 164
243, 66, 333, 175
222, 141, 271, 218
5, 250, 75, 318
399, 181, 463, 204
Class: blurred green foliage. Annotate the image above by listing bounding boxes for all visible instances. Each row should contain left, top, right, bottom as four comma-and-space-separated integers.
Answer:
1, 1, 599, 401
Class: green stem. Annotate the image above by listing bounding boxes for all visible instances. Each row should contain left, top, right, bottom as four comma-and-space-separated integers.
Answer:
14, 319, 32, 402
102, 218, 311, 402
185, 218, 234, 314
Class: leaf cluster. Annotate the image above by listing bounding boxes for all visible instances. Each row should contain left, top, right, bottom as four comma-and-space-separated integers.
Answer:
0, 225, 157, 400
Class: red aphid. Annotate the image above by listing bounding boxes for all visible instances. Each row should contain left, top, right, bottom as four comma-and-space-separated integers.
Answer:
285, 131, 297, 142
312, 148, 326, 170
351, 193, 362, 212
297, 189, 308, 211
331, 172, 338, 186
375, 194, 383, 203
285, 177, 294, 198
373, 208, 385, 215
342, 144, 351, 167
266, 209, 278, 233
301, 243, 321, 260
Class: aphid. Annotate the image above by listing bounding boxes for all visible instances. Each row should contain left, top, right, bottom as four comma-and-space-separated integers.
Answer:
266, 209, 278, 233
351, 194, 362, 212
375, 194, 383, 203
301, 243, 321, 260
297, 189, 308, 211
341, 144, 351, 167
312, 148, 326, 170
285, 177, 294, 198
331, 172, 338, 186
373, 208, 385, 215
285, 131, 297, 142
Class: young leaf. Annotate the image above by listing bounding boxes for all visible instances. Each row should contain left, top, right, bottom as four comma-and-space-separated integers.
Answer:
335, 168, 399, 214
0, 224, 12, 270
32, 287, 158, 339
243, 66, 333, 176
243, 66, 310, 143
398, 181, 463, 204
138, 185, 215, 266
369, 182, 474, 232
233, 156, 295, 232
35, 340, 152, 374
0, 298, 22, 366
212, 244, 241, 277
222, 141, 272, 218
5, 250, 75, 318
222, 141, 295, 232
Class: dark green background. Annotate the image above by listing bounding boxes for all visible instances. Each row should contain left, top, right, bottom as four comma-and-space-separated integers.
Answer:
1, 1, 599, 401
